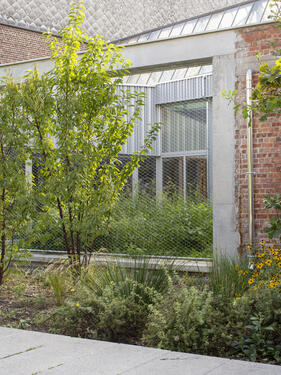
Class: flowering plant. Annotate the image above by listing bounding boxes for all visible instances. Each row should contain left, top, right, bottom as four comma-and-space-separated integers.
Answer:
241, 241, 281, 292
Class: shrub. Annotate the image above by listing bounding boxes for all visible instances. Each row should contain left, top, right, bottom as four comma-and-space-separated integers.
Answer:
142, 279, 231, 356
230, 288, 281, 363
52, 280, 158, 342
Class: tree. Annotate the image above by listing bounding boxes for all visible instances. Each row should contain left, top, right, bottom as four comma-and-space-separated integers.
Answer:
21, 1, 159, 267
0, 77, 31, 284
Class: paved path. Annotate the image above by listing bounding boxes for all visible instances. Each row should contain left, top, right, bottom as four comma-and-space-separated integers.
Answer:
0, 327, 280, 375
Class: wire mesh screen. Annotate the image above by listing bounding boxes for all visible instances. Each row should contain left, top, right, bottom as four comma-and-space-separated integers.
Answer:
95, 97, 212, 258
25, 74, 213, 258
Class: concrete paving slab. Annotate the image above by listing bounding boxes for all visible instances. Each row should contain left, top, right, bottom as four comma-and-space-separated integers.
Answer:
206, 359, 281, 375
0, 328, 280, 375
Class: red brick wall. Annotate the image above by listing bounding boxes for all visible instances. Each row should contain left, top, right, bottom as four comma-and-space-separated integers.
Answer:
0, 24, 52, 64
235, 24, 281, 249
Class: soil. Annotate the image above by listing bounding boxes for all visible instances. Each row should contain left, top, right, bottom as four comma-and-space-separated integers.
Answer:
0, 268, 56, 333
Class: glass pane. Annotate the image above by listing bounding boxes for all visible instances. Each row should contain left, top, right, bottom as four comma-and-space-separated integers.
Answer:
148, 29, 161, 40
193, 16, 210, 33
163, 157, 184, 196
127, 74, 140, 84
159, 27, 172, 39
170, 23, 185, 37
147, 71, 163, 85
233, 3, 253, 26
206, 12, 223, 31
116, 155, 132, 194
159, 70, 174, 82
199, 65, 213, 74
219, 8, 238, 29
262, 0, 272, 21
161, 101, 207, 153
181, 19, 197, 35
172, 68, 187, 80
138, 33, 150, 42
185, 66, 201, 77
137, 73, 151, 85
186, 157, 207, 199
139, 157, 156, 194
122, 75, 129, 84
126, 36, 139, 44
247, 0, 267, 24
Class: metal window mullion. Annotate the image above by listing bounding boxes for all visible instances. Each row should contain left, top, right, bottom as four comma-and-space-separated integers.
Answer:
183, 155, 187, 201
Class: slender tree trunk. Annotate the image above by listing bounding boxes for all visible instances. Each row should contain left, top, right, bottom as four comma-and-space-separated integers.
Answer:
0, 188, 6, 285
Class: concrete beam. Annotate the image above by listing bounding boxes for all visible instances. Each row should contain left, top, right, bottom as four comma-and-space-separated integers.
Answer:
123, 30, 236, 71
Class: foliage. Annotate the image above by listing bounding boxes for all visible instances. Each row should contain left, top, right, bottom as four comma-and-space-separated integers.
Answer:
231, 288, 281, 363
238, 242, 281, 292
52, 275, 159, 342
98, 192, 213, 257
209, 254, 249, 299
20, 2, 159, 267
80, 257, 169, 303
142, 279, 231, 356
45, 262, 72, 305
0, 76, 32, 285
263, 195, 281, 240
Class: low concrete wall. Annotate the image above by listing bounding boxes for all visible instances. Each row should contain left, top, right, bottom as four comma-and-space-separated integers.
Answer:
19, 251, 213, 273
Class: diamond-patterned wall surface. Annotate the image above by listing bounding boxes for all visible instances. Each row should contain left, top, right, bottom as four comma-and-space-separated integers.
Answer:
0, 0, 243, 41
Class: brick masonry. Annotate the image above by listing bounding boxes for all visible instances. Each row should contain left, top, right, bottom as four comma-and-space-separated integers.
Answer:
235, 23, 281, 250
0, 23, 51, 64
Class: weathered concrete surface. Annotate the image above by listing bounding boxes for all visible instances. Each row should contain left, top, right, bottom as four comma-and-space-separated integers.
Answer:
212, 53, 240, 257
0, 328, 280, 375
23, 251, 212, 273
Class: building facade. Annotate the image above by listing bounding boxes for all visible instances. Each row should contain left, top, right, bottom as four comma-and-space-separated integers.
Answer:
0, 0, 280, 256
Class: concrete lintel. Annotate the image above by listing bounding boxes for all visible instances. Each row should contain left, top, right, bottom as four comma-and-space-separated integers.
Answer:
123, 30, 236, 70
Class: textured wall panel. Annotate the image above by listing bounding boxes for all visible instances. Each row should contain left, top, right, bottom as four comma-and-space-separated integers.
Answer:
0, 0, 244, 41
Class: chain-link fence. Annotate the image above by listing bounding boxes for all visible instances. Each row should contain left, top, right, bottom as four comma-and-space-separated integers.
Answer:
26, 69, 213, 258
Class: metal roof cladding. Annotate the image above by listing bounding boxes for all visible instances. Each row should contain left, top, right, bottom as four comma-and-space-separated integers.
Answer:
114, 0, 274, 46
0, 0, 250, 41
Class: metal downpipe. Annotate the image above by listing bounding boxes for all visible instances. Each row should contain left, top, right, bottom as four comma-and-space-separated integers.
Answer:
246, 69, 254, 245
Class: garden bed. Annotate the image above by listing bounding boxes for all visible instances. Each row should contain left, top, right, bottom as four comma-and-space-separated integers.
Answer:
1, 253, 280, 366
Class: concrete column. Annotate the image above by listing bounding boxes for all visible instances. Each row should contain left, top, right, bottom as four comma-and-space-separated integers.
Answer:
212, 54, 240, 258
25, 159, 33, 188
132, 168, 139, 198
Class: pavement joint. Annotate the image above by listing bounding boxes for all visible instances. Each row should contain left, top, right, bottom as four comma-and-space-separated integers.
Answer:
0, 345, 43, 360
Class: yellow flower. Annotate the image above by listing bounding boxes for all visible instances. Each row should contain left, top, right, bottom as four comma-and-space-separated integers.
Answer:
265, 259, 272, 266
168, 276, 172, 281
183, 276, 187, 281
235, 264, 239, 271
70, 288, 75, 292
76, 303, 80, 307
278, 262, 281, 268
257, 263, 264, 269
248, 278, 255, 285
260, 240, 265, 245
258, 253, 265, 258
